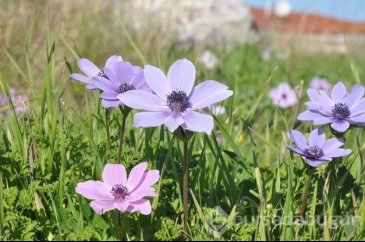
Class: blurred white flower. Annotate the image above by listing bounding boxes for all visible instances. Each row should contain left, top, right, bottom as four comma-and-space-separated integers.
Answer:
261, 47, 272, 61
199, 50, 219, 70
269, 82, 298, 109
276, 51, 289, 60
310, 77, 332, 93
208, 105, 226, 116
274, 0, 291, 18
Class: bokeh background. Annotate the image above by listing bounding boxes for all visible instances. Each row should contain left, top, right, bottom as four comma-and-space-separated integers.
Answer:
1, 0, 365, 103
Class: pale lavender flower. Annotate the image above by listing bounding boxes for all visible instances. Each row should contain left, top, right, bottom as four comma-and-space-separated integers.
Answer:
0, 89, 28, 115
76, 162, 160, 215
269, 82, 298, 108
287, 129, 351, 167
298, 82, 365, 132
9, 89, 28, 114
310, 77, 332, 93
71, 55, 123, 90
118, 58, 233, 135
92, 61, 152, 108
0, 93, 6, 106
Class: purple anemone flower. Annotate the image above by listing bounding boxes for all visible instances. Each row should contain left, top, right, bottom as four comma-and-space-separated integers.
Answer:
92, 61, 152, 108
298, 82, 365, 132
0, 89, 28, 116
0, 93, 7, 106
71, 55, 123, 90
118, 58, 233, 135
287, 128, 351, 167
76, 162, 160, 215
10, 89, 28, 114
310, 76, 332, 93
269, 82, 298, 109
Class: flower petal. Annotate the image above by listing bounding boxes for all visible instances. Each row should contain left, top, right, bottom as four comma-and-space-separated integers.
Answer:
144, 65, 170, 100
105, 55, 123, 69
286, 145, 305, 156
164, 112, 184, 133
305, 158, 327, 168
130, 199, 152, 215
114, 201, 130, 213
331, 82, 347, 103
134, 111, 171, 128
103, 64, 120, 84
298, 110, 334, 125
350, 114, 365, 124
312, 117, 334, 125
307, 89, 333, 112
309, 129, 326, 147
288, 130, 308, 151
128, 187, 157, 202
131, 71, 150, 91
101, 99, 120, 108
167, 59, 196, 95
127, 162, 148, 191
322, 138, 344, 153
90, 200, 115, 215
71, 74, 92, 85
350, 99, 365, 116
75, 181, 112, 200
86, 84, 98, 90
297, 110, 330, 122
115, 62, 135, 85
102, 164, 127, 187
189, 81, 233, 110
345, 85, 365, 107
100, 92, 119, 100
78, 58, 100, 77
130, 170, 160, 194
326, 148, 352, 158
330, 120, 350, 132
118, 90, 168, 111
182, 111, 214, 135
93, 76, 118, 93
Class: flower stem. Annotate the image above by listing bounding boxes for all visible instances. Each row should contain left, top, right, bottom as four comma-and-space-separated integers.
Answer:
105, 109, 112, 150
117, 108, 130, 164
113, 212, 126, 241
182, 139, 189, 240
300, 168, 313, 218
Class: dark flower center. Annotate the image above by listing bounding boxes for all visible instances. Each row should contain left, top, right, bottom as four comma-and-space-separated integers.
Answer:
119, 83, 135, 93
98, 71, 108, 79
304, 146, 324, 159
332, 103, 350, 120
281, 93, 287, 99
111, 185, 129, 200
166, 91, 191, 113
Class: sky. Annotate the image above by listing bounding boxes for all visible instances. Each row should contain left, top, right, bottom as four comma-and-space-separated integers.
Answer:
244, 0, 365, 23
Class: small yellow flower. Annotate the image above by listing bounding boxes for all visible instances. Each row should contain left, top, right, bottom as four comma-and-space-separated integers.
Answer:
237, 134, 244, 144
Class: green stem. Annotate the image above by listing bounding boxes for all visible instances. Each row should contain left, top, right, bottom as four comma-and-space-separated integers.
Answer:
113, 212, 125, 241
105, 109, 112, 150
300, 168, 314, 218
117, 112, 128, 164
0, 170, 3, 237
182, 139, 189, 240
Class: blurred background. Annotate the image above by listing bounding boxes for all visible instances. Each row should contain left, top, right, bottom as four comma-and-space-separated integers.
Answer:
1, 0, 365, 105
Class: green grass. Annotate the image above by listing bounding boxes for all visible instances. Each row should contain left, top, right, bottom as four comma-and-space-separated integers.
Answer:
1, 1, 365, 241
